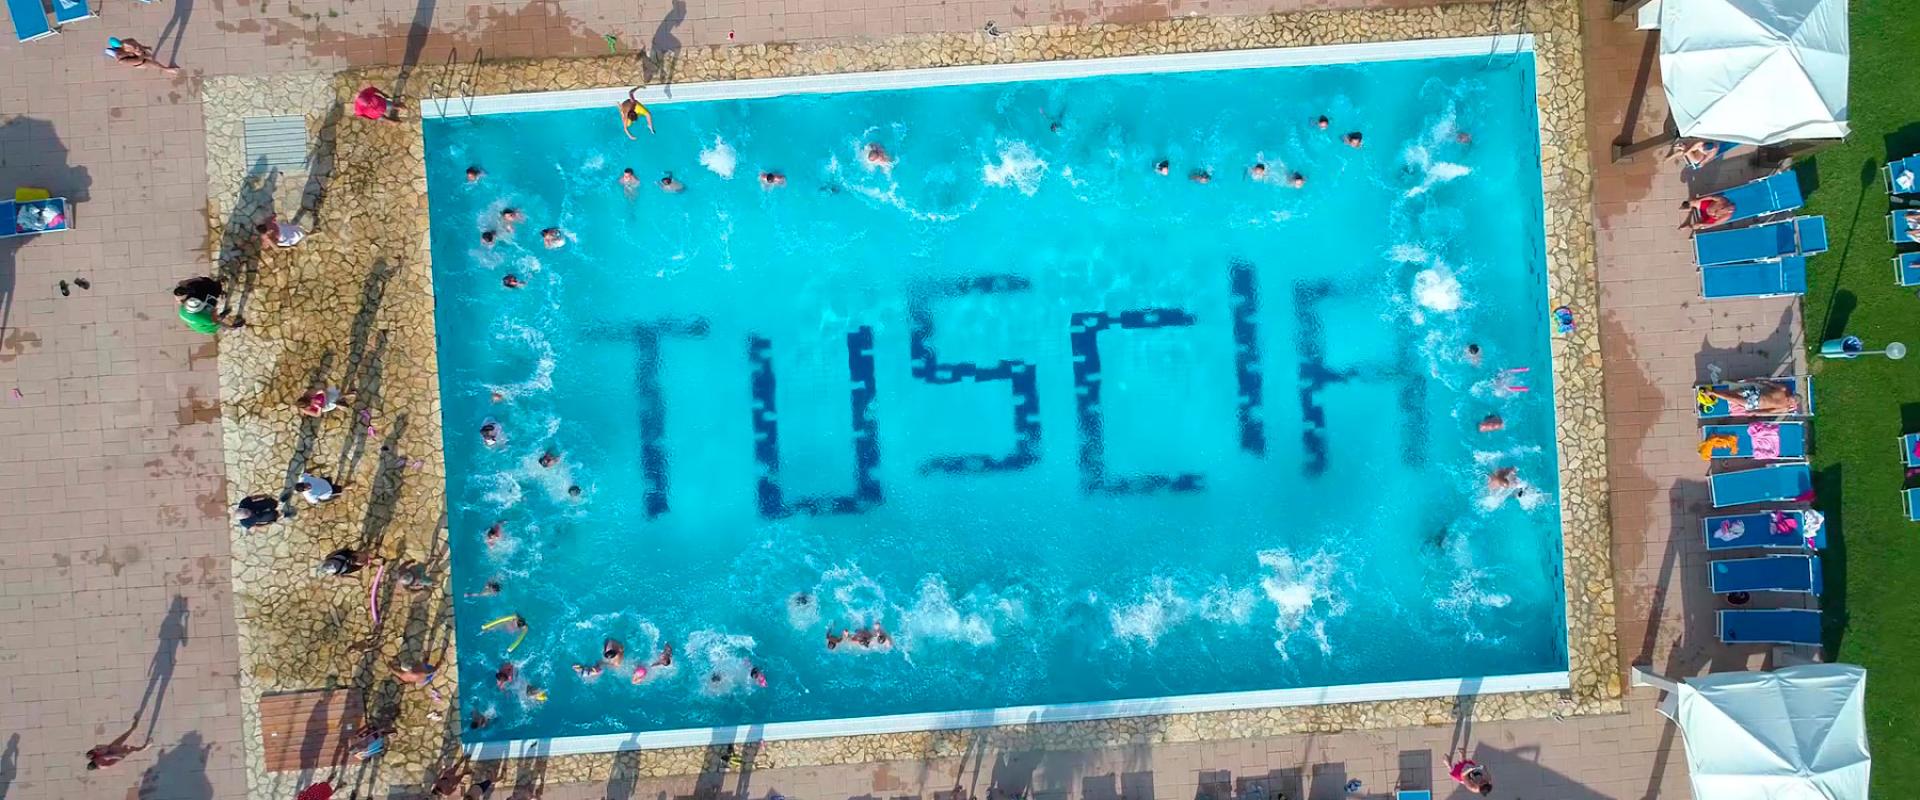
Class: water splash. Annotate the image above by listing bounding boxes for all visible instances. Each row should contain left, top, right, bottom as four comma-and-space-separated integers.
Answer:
1257, 548, 1345, 658
483, 319, 556, 400
900, 576, 1018, 648
699, 136, 738, 179
1412, 266, 1463, 314
1109, 577, 1190, 645
982, 140, 1049, 196
685, 629, 759, 696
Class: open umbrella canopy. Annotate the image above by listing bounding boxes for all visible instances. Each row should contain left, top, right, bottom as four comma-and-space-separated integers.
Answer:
1659, 0, 1850, 145
1665, 663, 1870, 800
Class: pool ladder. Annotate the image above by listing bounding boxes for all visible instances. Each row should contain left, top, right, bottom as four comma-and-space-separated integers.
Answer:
428, 47, 485, 118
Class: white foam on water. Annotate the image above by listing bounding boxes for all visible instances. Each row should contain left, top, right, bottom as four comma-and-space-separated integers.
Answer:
699, 136, 738, 179
484, 319, 556, 400
786, 592, 822, 631
685, 629, 759, 696
1109, 577, 1192, 645
581, 153, 606, 171
982, 140, 1049, 196
818, 564, 890, 626
1412, 266, 1463, 314
479, 472, 523, 507
1257, 548, 1345, 658
1388, 244, 1431, 264
1199, 582, 1258, 625
899, 576, 1020, 648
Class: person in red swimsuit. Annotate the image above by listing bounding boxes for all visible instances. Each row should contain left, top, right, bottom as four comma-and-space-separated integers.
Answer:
1681, 193, 1736, 230
1446, 750, 1493, 795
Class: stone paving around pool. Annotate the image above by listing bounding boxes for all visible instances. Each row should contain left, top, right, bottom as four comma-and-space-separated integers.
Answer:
197, 0, 1621, 796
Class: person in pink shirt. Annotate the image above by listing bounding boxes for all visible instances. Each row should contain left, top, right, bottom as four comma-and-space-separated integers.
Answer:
353, 85, 401, 123
1446, 749, 1493, 795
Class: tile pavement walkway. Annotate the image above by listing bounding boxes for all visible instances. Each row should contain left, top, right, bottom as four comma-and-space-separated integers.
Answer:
0, 0, 1807, 795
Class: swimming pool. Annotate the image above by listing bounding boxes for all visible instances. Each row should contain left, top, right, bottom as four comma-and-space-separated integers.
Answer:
424, 39, 1566, 748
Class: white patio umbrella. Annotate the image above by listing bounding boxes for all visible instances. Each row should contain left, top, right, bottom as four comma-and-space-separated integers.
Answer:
1658, 0, 1850, 145
1639, 663, 1870, 800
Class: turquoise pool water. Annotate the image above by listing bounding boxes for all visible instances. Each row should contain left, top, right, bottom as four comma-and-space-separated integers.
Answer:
425, 50, 1564, 743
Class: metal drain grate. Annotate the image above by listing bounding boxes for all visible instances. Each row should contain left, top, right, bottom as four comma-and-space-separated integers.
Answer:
242, 115, 311, 173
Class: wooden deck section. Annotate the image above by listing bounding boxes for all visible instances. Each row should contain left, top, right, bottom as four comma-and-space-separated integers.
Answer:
259, 689, 364, 773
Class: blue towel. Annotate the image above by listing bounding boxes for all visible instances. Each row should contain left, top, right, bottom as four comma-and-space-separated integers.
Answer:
1718, 608, 1821, 646
1711, 464, 1813, 507
1907, 488, 1920, 523
1701, 256, 1807, 299
1711, 555, 1820, 594
1892, 211, 1920, 244
6, 0, 53, 42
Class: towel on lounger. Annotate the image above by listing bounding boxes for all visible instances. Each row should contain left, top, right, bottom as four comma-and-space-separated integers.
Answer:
1748, 422, 1782, 459
1700, 433, 1740, 460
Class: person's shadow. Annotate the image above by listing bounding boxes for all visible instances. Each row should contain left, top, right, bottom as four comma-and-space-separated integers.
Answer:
135, 732, 214, 800
134, 597, 190, 743
152, 0, 195, 70
0, 734, 19, 800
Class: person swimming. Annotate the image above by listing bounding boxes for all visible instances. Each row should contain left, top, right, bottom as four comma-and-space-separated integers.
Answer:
619, 88, 655, 139
620, 168, 641, 197
749, 665, 767, 688
1189, 170, 1211, 184
464, 578, 503, 597
865, 143, 894, 168
1487, 466, 1518, 491
1465, 343, 1483, 366
1250, 163, 1269, 180
480, 230, 496, 247
499, 209, 524, 232
1344, 132, 1364, 148
480, 422, 502, 446
1478, 413, 1504, 433
541, 228, 565, 249
466, 166, 483, 182
1315, 115, 1330, 130
567, 485, 583, 499
1154, 159, 1170, 176
574, 663, 602, 679
658, 173, 685, 193
539, 451, 558, 468
603, 639, 624, 666
760, 171, 786, 189
1289, 172, 1306, 188
485, 522, 503, 546
494, 663, 516, 689
501, 274, 523, 289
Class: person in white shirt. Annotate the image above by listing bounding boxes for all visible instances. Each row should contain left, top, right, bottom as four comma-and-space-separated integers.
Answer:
295, 472, 342, 504
255, 214, 307, 248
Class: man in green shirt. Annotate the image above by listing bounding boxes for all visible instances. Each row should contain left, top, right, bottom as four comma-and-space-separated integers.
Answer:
173, 276, 243, 334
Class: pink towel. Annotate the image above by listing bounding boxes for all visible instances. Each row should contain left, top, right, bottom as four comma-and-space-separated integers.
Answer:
1748, 422, 1782, 459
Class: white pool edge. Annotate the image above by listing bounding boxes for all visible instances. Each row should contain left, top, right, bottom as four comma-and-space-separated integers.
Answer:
423, 34, 1534, 119
443, 34, 1566, 761
467, 671, 1568, 758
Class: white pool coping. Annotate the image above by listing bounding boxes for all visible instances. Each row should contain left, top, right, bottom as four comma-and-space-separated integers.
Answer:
468, 671, 1568, 758
423, 34, 1534, 119
441, 35, 1564, 761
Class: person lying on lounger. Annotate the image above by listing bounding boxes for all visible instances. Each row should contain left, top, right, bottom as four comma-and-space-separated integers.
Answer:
1701, 380, 1802, 414
1666, 138, 1724, 168
1904, 210, 1920, 243
1681, 194, 1735, 229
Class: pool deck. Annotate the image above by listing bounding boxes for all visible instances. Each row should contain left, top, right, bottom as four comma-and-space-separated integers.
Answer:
0, 0, 1795, 797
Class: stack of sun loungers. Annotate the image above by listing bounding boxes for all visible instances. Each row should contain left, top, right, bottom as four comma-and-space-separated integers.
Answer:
1689, 171, 1826, 300
1695, 376, 1825, 648
1889, 154, 1920, 287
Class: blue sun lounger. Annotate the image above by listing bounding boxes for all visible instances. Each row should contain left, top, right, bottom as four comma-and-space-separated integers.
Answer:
1701, 422, 1807, 460
1897, 253, 1920, 287
1694, 216, 1828, 266
1696, 376, 1814, 419
6, 0, 54, 41
1907, 488, 1920, 522
51, 0, 90, 24
1891, 211, 1919, 244
1701, 256, 1807, 299
1395, 792, 1432, 800
1711, 555, 1822, 595
1888, 154, 1920, 195
1902, 433, 1920, 469
1705, 172, 1803, 228
1703, 510, 1824, 551
0, 198, 70, 239
1719, 608, 1821, 646
1711, 463, 1813, 508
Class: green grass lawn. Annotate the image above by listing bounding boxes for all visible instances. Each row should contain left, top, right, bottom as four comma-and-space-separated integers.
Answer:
1795, 0, 1920, 787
